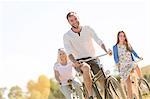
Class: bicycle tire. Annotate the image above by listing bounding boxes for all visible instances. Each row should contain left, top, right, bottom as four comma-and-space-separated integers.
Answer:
104, 86, 113, 99
82, 83, 89, 99
138, 78, 150, 96
106, 76, 126, 99
92, 83, 103, 99
82, 83, 103, 99
138, 87, 142, 99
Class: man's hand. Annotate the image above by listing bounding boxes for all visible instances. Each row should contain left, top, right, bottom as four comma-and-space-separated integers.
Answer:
68, 54, 82, 67
73, 61, 82, 67
101, 44, 112, 56
107, 49, 112, 56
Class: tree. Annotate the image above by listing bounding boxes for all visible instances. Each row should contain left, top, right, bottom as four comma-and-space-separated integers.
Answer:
0, 87, 7, 99
27, 75, 50, 99
48, 79, 65, 99
8, 86, 26, 99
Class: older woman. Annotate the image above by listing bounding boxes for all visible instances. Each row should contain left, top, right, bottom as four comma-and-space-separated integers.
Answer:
54, 48, 83, 99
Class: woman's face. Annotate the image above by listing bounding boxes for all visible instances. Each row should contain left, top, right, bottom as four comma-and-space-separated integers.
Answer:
59, 50, 67, 62
118, 32, 126, 43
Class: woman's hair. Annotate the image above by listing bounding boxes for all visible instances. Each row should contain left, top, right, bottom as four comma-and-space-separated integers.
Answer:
116, 31, 133, 52
57, 48, 68, 63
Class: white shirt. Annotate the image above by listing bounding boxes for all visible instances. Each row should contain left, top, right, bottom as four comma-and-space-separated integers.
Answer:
63, 26, 103, 59
54, 62, 76, 86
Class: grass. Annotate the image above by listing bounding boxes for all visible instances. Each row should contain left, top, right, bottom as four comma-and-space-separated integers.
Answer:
142, 94, 150, 99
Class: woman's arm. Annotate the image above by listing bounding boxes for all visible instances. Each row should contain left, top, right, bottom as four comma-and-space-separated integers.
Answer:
54, 70, 61, 84
113, 45, 119, 64
129, 44, 141, 59
113, 45, 121, 72
132, 50, 140, 59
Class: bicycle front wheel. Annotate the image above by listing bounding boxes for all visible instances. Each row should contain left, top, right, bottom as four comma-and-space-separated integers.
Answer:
92, 83, 102, 99
138, 78, 150, 96
105, 76, 126, 99
82, 83, 89, 99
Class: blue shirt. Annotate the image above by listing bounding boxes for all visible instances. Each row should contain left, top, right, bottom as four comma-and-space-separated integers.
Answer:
113, 44, 140, 64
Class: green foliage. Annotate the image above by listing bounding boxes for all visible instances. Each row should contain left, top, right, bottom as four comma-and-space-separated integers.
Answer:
8, 85, 27, 99
114, 75, 121, 83
143, 74, 150, 82
49, 79, 65, 99
141, 65, 150, 82
0, 87, 6, 99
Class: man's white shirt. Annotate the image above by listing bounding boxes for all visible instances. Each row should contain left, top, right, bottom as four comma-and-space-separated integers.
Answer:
63, 26, 103, 59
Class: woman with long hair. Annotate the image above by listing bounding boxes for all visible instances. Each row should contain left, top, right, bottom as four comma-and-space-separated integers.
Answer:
113, 31, 143, 99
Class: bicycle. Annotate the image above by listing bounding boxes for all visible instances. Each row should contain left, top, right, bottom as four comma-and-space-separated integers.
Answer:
74, 62, 103, 99
77, 54, 126, 99
67, 79, 81, 99
124, 59, 150, 99
67, 73, 102, 99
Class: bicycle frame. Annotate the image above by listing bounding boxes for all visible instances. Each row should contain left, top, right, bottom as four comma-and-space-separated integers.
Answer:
78, 53, 108, 81
76, 54, 110, 99
78, 53, 126, 99
67, 79, 80, 99
78, 53, 108, 63
123, 59, 144, 99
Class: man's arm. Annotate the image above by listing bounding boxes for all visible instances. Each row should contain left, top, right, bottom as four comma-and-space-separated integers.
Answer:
68, 54, 81, 67
88, 26, 112, 55
68, 54, 76, 63
63, 34, 81, 66
101, 44, 108, 53
101, 44, 112, 55
63, 34, 74, 58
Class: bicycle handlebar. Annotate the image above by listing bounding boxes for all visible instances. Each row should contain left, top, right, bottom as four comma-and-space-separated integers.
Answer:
78, 53, 108, 63
134, 58, 143, 63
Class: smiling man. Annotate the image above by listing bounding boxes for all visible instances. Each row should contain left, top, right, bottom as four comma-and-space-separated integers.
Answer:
63, 11, 112, 99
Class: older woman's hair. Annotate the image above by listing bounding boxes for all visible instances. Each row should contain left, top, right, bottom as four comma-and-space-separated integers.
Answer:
57, 48, 68, 63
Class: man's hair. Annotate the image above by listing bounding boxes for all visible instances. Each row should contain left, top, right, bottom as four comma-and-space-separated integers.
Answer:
66, 11, 77, 20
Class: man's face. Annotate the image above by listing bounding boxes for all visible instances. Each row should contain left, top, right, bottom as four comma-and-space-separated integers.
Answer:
68, 15, 80, 29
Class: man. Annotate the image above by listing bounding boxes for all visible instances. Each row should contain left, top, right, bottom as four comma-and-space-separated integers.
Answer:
63, 11, 112, 99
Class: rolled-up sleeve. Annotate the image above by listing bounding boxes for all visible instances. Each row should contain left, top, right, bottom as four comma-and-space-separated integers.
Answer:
63, 34, 73, 55
53, 62, 58, 71
88, 26, 103, 46
113, 45, 119, 64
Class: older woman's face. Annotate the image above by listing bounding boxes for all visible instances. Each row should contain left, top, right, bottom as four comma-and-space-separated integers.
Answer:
59, 51, 67, 61
119, 32, 126, 43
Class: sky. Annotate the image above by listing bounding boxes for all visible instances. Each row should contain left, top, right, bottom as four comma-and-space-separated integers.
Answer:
0, 0, 150, 91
